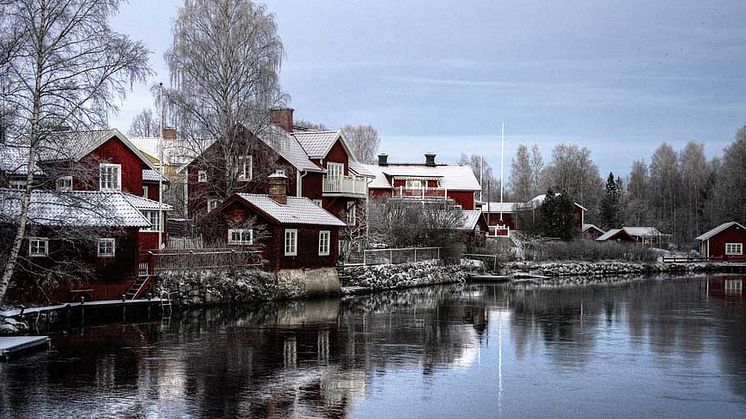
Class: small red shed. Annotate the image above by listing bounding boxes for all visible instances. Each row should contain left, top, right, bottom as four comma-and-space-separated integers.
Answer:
695, 221, 746, 260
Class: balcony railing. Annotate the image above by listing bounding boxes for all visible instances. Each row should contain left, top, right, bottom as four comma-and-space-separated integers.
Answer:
393, 186, 447, 199
322, 175, 367, 197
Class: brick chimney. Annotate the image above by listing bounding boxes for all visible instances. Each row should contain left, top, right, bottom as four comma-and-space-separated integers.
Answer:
425, 153, 436, 167
378, 153, 388, 166
269, 108, 294, 133
268, 171, 288, 205
162, 127, 177, 140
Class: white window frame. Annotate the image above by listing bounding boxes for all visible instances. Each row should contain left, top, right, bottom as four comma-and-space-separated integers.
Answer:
29, 237, 48, 257
142, 185, 149, 198
284, 229, 298, 256
725, 243, 743, 256
198, 170, 208, 183
238, 155, 253, 181
9, 180, 26, 190
312, 199, 323, 207
725, 280, 743, 294
318, 230, 331, 256
56, 176, 73, 191
97, 238, 115, 258
142, 210, 161, 232
99, 163, 121, 191
327, 162, 344, 178
405, 179, 423, 189
207, 199, 219, 213
347, 205, 356, 226
228, 228, 253, 245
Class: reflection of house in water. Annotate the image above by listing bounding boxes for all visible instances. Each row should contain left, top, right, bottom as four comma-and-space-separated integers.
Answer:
706, 276, 744, 300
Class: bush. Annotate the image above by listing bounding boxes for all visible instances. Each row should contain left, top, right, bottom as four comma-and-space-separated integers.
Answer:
523, 240, 659, 263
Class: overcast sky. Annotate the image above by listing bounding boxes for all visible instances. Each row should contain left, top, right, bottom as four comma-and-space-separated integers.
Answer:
109, 0, 746, 179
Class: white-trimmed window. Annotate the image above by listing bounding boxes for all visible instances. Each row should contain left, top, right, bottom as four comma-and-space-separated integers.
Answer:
725, 243, 743, 256
98, 238, 115, 257
312, 199, 323, 207
318, 230, 331, 256
228, 228, 253, 245
405, 179, 423, 189
99, 163, 121, 191
327, 162, 344, 178
238, 155, 253, 181
207, 199, 219, 213
29, 237, 48, 257
56, 176, 73, 191
346, 205, 356, 225
142, 185, 149, 198
284, 229, 298, 256
9, 180, 26, 190
198, 170, 208, 182
725, 280, 743, 295
142, 211, 161, 232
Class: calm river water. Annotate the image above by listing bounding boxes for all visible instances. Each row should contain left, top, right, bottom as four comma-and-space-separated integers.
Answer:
1, 276, 746, 418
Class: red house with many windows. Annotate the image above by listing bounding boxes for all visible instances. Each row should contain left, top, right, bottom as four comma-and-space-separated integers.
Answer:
696, 221, 746, 260
365, 153, 481, 210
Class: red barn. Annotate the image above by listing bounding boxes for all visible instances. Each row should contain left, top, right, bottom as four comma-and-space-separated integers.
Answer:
207, 173, 346, 271
696, 221, 746, 260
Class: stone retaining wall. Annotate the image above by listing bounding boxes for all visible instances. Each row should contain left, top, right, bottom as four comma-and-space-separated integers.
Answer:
503, 260, 714, 277
343, 260, 469, 291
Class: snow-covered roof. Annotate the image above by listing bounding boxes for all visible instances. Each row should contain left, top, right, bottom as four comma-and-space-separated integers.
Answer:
0, 145, 43, 176
349, 160, 376, 177
695, 221, 746, 241
596, 228, 623, 241
142, 169, 169, 183
459, 210, 483, 230
622, 227, 664, 237
528, 193, 588, 211
261, 125, 324, 173
129, 137, 199, 167
292, 130, 343, 159
362, 164, 481, 191
482, 202, 520, 213
122, 193, 173, 211
235, 193, 346, 227
0, 189, 150, 228
36, 129, 158, 172
582, 223, 605, 233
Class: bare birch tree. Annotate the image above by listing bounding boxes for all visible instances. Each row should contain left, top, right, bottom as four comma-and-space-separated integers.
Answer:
508, 145, 533, 202
165, 0, 286, 201
649, 143, 680, 239
128, 108, 160, 137
0, 0, 151, 304
715, 126, 746, 224
341, 124, 380, 164
624, 159, 650, 226
678, 141, 710, 243
458, 153, 500, 201
540, 144, 603, 216
529, 145, 544, 197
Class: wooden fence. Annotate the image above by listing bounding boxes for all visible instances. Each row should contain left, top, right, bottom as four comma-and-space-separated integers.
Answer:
146, 248, 262, 272
345, 247, 441, 266
662, 256, 746, 263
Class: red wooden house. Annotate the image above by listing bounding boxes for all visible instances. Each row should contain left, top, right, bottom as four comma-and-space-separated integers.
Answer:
696, 221, 746, 260
0, 189, 151, 302
478, 194, 587, 237
206, 173, 346, 271
365, 153, 481, 210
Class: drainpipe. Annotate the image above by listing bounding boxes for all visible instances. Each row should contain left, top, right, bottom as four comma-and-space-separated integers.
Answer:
297, 170, 307, 197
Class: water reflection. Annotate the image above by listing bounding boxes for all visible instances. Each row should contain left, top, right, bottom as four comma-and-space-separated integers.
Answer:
2, 277, 746, 418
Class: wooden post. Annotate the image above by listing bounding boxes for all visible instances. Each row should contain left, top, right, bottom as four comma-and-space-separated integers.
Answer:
390, 249, 394, 264
414, 248, 418, 262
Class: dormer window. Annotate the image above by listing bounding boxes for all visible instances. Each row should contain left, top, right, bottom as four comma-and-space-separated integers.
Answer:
327, 162, 343, 178
99, 164, 121, 191
238, 155, 253, 181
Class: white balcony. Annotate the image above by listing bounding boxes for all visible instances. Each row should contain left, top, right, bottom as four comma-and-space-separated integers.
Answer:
393, 186, 448, 200
322, 175, 367, 198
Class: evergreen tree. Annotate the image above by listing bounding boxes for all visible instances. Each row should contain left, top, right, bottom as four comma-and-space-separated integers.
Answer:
540, 188, 577, 240
600, 172, 622, 229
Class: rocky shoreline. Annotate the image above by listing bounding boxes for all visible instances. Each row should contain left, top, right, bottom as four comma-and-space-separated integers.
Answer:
343, 260, 470, 291
503, 260, 714, 277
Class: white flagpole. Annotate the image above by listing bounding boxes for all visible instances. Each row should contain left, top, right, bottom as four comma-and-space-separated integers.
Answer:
158, 82, 164, 248
480, 154, 484, 202
499, 122, 505, 222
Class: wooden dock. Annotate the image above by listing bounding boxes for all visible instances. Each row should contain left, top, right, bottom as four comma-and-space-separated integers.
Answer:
0, 336, 50, 361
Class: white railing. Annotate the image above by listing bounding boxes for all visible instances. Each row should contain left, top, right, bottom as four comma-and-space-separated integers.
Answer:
393, 186, 448, 199
344, 247, 441, 266
322, 175, 367, 196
